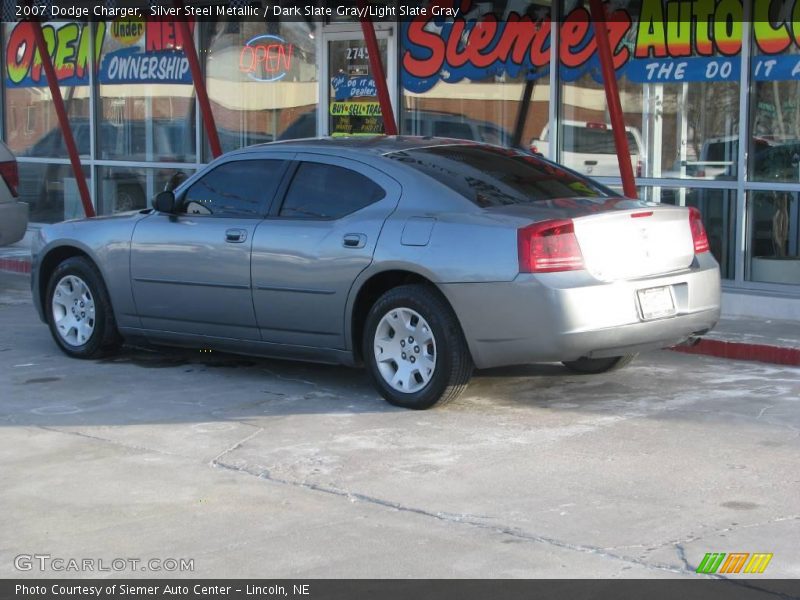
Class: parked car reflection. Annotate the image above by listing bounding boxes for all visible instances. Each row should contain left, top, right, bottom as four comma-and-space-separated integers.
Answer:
278, 109, 515, 148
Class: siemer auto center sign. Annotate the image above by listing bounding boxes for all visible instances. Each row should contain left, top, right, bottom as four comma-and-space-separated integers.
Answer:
7, 0, 800, 90
401, 0, 800, 91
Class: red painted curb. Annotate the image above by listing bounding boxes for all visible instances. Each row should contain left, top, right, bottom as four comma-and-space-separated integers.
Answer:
671, 338, 800, 367
0, 257, 31, 274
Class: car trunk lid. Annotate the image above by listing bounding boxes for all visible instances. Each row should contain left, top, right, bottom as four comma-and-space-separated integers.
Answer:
572, 207, 695, 281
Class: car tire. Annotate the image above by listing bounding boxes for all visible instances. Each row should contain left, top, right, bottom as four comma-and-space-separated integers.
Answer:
562, 354, 637, 374
363, 284, 473, 410
46, 256, 121, 359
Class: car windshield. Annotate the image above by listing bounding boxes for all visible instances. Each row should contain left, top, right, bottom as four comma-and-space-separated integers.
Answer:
386, 145, 611, 207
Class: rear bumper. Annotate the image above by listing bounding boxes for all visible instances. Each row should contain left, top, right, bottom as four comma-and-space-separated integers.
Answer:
440, 254, 721, 369
0, 201, 28, 246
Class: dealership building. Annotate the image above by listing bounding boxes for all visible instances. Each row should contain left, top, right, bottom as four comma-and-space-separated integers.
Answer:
1, 0, 799, 318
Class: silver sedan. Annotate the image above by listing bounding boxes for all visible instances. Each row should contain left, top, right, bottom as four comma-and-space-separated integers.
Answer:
31, 138, 721, 409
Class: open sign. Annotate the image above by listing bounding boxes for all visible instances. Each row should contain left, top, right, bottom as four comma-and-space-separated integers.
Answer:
239, 34, 293, 82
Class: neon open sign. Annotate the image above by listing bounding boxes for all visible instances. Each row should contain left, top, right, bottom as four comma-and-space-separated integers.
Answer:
239, 34, 293, 82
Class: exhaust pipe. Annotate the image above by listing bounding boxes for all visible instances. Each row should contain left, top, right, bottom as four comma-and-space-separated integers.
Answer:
678, 329, 709, 347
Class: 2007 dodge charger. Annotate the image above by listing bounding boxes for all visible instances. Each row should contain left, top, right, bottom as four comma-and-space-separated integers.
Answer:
31, 138, 720, 409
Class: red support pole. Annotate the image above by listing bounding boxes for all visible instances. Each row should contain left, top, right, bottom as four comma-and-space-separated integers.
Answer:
29, 22, 95, 218
358, 1, 398, 135
588, 0, 638, 199
174, 13, 223, 158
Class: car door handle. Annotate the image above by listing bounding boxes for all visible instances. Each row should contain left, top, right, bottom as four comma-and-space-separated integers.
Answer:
584, 160, 598, 165
225, 229, 247, 243
343, 233, 366, 249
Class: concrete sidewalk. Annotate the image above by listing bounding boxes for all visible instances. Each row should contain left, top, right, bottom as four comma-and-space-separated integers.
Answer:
2, 236, 798, 367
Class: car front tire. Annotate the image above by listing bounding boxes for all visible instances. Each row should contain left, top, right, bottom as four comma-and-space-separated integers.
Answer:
46, 256, 121, 359
562, 354, 637, 374
363, 284, 473, 410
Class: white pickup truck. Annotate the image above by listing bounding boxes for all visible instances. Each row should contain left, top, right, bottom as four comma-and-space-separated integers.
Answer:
531, 120, 643, 178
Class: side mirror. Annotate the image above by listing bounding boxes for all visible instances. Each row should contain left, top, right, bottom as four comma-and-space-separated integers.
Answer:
153, 190, 177, 214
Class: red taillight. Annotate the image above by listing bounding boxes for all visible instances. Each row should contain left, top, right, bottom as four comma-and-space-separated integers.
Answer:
688, 207, 710, 254
518, 219, 584, 273
0, 160, 18, 197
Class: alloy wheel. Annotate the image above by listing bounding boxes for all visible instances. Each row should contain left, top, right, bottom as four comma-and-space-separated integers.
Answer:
51, 275, 96, 347
373, 307, 436, 393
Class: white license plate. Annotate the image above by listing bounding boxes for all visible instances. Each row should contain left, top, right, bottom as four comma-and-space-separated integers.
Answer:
637, 286, 676, 320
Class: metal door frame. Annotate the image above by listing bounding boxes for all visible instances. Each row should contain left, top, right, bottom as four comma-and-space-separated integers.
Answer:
318, 24, 398, 137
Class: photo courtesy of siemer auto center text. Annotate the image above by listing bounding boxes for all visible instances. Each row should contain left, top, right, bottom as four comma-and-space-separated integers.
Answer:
0, 0, 798, 598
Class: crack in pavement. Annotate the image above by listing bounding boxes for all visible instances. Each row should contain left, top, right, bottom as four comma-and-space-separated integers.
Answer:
35, 422, 263, 464
211, 457, 696, 576
210, 427, 264, 465
36, 425, 184, 458
600, 514, 800, 555
213, 454, 800, 593
674, 543, 696, 574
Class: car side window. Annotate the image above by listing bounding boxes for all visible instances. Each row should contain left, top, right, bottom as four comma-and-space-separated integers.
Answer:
279, 162, 385, 220
182, 160, 286, 218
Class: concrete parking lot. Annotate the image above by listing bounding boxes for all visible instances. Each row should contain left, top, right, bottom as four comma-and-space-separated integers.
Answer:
1, 271, 798, 578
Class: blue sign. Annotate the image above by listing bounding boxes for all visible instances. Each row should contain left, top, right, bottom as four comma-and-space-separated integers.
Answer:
98, 47, 191, 85
331, 75, 377, 100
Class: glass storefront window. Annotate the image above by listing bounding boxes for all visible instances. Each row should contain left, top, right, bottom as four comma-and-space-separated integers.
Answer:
3, 22, 91, 158
748, 191, 800, 285
96, 166, 194, 215
17, 163, 91, 223
202, 21, 318, 157
749, 13, 800, 183
97, 20, 196, 162
557, 2, 740, 180
745, 7, 800, 286
400, 2, 551, 149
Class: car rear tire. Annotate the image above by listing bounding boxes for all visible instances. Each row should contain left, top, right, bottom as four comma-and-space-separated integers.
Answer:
363, 284, 473, 410
562, 354, 637, 374
46, 256, 121, 359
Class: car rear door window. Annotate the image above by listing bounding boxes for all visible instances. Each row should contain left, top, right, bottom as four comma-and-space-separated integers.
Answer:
279, 162, 385, 219
387, 145, 611, 207
182, 159, 286, 218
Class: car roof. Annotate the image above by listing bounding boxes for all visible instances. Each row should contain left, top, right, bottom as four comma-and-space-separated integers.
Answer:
233, 135, 483, 157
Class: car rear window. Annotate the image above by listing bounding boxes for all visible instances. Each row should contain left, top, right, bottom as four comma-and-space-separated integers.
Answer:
563, 125, 640, 154
386, 145, 610, 207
